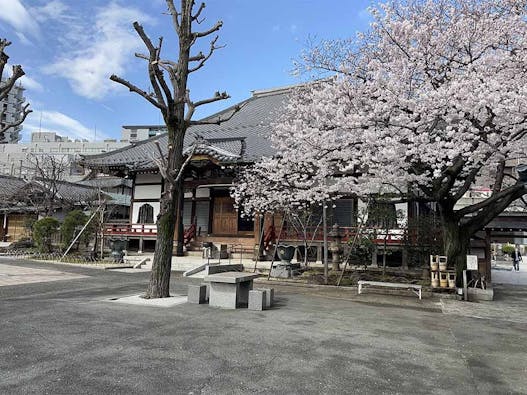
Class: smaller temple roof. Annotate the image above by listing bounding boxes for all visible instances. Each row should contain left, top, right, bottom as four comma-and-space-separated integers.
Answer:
0, 175, 128, 212
77, 177, 133, 190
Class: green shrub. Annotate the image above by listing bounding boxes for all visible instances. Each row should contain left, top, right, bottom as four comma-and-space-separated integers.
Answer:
61, 210, 94, 251
33, 217, 60, 253
502, 244, 515, 256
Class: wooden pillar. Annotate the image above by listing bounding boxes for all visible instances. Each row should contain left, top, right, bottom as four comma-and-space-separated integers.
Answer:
485, 229, 492, 283
372, 246, 378, 267
1, 213, 6, 241
402, 246, 408, 270
190, 188, 197, 226
176, 183, 185, 256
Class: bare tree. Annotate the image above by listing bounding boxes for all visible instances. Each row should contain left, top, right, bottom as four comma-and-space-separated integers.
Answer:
25, 154, 69, 216
111, 0, 238, 298
0, 39, 32, 141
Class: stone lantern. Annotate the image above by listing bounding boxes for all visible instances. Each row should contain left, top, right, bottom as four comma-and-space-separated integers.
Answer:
328, 223, 343, 271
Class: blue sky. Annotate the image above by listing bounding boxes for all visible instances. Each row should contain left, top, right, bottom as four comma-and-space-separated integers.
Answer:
0, 0, 372, 142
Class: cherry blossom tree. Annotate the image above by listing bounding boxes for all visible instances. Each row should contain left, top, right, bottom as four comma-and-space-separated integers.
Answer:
234, 0, 527, 279
111, 0, 237, 298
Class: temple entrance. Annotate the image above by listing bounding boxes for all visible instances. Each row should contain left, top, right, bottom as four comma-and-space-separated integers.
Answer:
212, 196, 237, 235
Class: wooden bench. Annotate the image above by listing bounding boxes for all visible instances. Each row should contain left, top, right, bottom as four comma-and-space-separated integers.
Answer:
357, 280, 422, 300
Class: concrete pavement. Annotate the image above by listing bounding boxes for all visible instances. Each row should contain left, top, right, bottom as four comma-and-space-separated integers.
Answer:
1, 258, 526, 394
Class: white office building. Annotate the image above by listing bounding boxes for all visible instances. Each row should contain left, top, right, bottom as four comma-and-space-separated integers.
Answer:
0, 82, 26, 144
0, 132, 129, 181
121, 125, 167, 143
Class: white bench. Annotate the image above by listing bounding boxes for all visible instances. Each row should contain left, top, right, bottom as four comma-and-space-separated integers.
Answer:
357, 280, 422, 300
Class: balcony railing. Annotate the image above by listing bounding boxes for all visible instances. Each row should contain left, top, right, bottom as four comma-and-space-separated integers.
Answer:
103, 223, 157, 236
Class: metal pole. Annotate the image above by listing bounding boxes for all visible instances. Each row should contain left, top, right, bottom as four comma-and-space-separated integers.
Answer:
323, 201, 328, 284
267, 215, 285, 280
60, 204, 103, 261
253, 213, 265, 272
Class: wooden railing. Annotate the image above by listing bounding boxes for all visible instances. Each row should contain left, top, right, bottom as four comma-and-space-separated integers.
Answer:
278, 225, 436, 245
103, 223, 197, 240
103, 223, 157, 236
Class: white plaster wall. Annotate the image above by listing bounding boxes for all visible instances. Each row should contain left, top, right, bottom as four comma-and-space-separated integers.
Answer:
196, 188, 210, 198
132, 201, 160, 224
134, 184, 162, 200
136, 173, 162, 184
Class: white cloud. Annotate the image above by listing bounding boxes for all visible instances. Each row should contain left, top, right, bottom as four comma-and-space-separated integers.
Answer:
5, 63, 43, 93
0, 0, 40, 38
42, 2, 155, 100
31, 0, 71, 23
24, 110, 110, 141
20, 75, 44, 93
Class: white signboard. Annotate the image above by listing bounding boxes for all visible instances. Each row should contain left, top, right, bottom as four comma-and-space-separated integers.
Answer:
466, 255, 478, 271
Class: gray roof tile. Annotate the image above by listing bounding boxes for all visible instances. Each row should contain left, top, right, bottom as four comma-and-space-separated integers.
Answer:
80, 88, 289, 171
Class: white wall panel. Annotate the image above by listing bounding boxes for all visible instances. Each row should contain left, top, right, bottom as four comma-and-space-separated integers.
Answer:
134, 184, 162, 199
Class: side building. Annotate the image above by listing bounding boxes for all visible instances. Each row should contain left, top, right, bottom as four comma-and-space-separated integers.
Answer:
0, 132, 130, 181
0, 82, 25, 143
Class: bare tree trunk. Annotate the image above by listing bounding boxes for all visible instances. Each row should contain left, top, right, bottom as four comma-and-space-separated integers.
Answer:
146, 183, 179, 298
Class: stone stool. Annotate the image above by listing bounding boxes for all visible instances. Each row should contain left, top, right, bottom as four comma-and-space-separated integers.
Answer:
188, 284, 207, 304
260, 287, 274, 309
248, 289, 267, 311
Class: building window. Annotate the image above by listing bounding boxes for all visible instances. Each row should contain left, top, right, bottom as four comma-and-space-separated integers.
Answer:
138, 204, 154, 224
367, 201, 397, 228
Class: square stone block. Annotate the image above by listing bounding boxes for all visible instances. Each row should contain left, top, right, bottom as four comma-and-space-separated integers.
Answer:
188, 284, 207, 304
260, 287, 274, 308
248, 289, 266, 311
209, 282, 237, 309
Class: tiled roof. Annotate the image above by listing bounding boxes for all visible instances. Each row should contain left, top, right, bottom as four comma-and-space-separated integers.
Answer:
0, 175, 128, 209
0, 175, 28, 200
51, 180, 103, 203
80, 87, 289, 171
77, 177, 133, 190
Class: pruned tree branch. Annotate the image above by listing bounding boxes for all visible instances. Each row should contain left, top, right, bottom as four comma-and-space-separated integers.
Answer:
188, 103, 244, 126
132, 22, 168, 109
0, 103, 32, 135
192, 2, 206, 21
110, 74, 165, 110
165, 0, 181, 33
189, 35, 223, 73
194, 20, 223, 38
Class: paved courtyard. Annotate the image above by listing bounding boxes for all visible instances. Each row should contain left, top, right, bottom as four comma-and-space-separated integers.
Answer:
1, 258, 526, 394
0, 263, 87, 286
